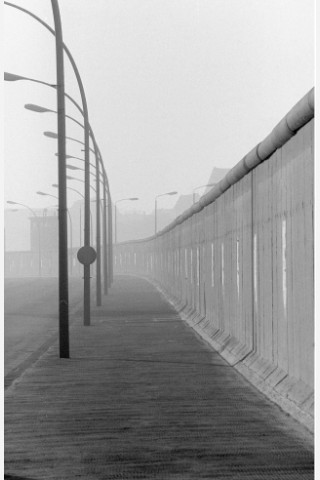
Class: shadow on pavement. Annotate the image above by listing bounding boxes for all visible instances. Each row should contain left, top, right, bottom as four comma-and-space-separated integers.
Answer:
5, 476, 39, 480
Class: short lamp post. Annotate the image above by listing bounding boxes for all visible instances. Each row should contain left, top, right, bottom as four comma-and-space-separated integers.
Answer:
193, 184, 216, 204
155, 191, 178, 234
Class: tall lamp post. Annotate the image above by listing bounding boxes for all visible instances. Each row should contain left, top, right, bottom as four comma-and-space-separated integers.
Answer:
155, 191, 178, 234
51, 0, 69, 358
193, 183, 216, 204
5, 1, 69, 357
6, 201, 42, 277
5, 0, 90, 329
115, 198, 139, 244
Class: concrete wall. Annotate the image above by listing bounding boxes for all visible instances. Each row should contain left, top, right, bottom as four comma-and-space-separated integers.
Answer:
114, 89, 314, 430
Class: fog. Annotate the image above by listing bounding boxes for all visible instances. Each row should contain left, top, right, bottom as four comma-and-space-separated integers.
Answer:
4, 0, 314, 220
3, 3, 315, 475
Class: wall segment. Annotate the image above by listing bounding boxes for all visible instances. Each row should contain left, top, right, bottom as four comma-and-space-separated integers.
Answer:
115, 89, 314, 431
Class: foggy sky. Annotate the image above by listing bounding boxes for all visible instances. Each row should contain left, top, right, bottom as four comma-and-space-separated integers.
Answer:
4, 0, 314, 215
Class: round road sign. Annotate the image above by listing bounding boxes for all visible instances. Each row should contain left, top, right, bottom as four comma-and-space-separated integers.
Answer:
77, 246, 97, 265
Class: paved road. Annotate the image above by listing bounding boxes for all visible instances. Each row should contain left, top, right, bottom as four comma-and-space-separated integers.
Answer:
4, 277, 83, 383
4, 275, 313, 479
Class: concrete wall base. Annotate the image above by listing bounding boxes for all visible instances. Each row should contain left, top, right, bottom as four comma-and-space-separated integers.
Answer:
140, 275, 314, 434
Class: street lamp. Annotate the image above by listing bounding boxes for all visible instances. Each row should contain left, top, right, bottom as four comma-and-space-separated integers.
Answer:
5, 0, 111, 326
78, 147, 113, 291
42, 102, 112, 293
55, 153, 96, 170
44, 131, 87, 149
45, 130, 104, 306
66, 164, 99, 181
115, 198, 139, 244
25, 103, 85, 131
36, 191, 73, 276
7, 200, 42, 277
4, 72, 56, 87
155, 191, 178, 234
4, 1, 69, 357
65, 164, 100, 184
25, 92, 109, 308
193, 183, 216, 204
66, 165, 82, 171
50, 0, 69, 356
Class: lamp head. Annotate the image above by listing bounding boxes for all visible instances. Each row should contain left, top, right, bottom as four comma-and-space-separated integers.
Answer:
25, 103, 51, 113
4, 72, 25, 82
55, 153, 77, 159
55, 153, 79, 160
44, 131, 58, 139
66, 164, 81, 171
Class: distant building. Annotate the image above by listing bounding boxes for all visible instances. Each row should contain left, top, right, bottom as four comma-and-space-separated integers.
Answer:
172, 194, 194, 216
30, 214, 58, 253
4, 209, 31, 252
207, 166, 230, 186
115, 168, 232, 242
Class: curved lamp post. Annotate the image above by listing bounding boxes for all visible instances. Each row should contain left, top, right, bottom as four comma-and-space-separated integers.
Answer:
23, 86, 111, 296
45, 130, 104, 305
5, 0, 92, 326
115, 198, 139, 244
24, 91, 108, 305
79, 147, 113, 289
193, 183, 216, 204
5, 1, 69, 357
55, 153, 96, 170
155, 191, 178, 234
5, 0, 114, 321
36, 191, 73, 275
6, 200, 42, 277
65, 164, 100, 184
6, 0, 114, 303
25, 103, 85, 132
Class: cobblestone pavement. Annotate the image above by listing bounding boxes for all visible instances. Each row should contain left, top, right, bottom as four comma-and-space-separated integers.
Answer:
4, 275, 313, 479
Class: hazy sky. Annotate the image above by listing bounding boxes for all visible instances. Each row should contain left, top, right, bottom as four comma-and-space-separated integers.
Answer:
4, 0, 315, 214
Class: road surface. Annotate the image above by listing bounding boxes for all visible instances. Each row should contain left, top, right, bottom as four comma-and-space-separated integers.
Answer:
4, 275, 313, 479
4, 277, 84, 384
